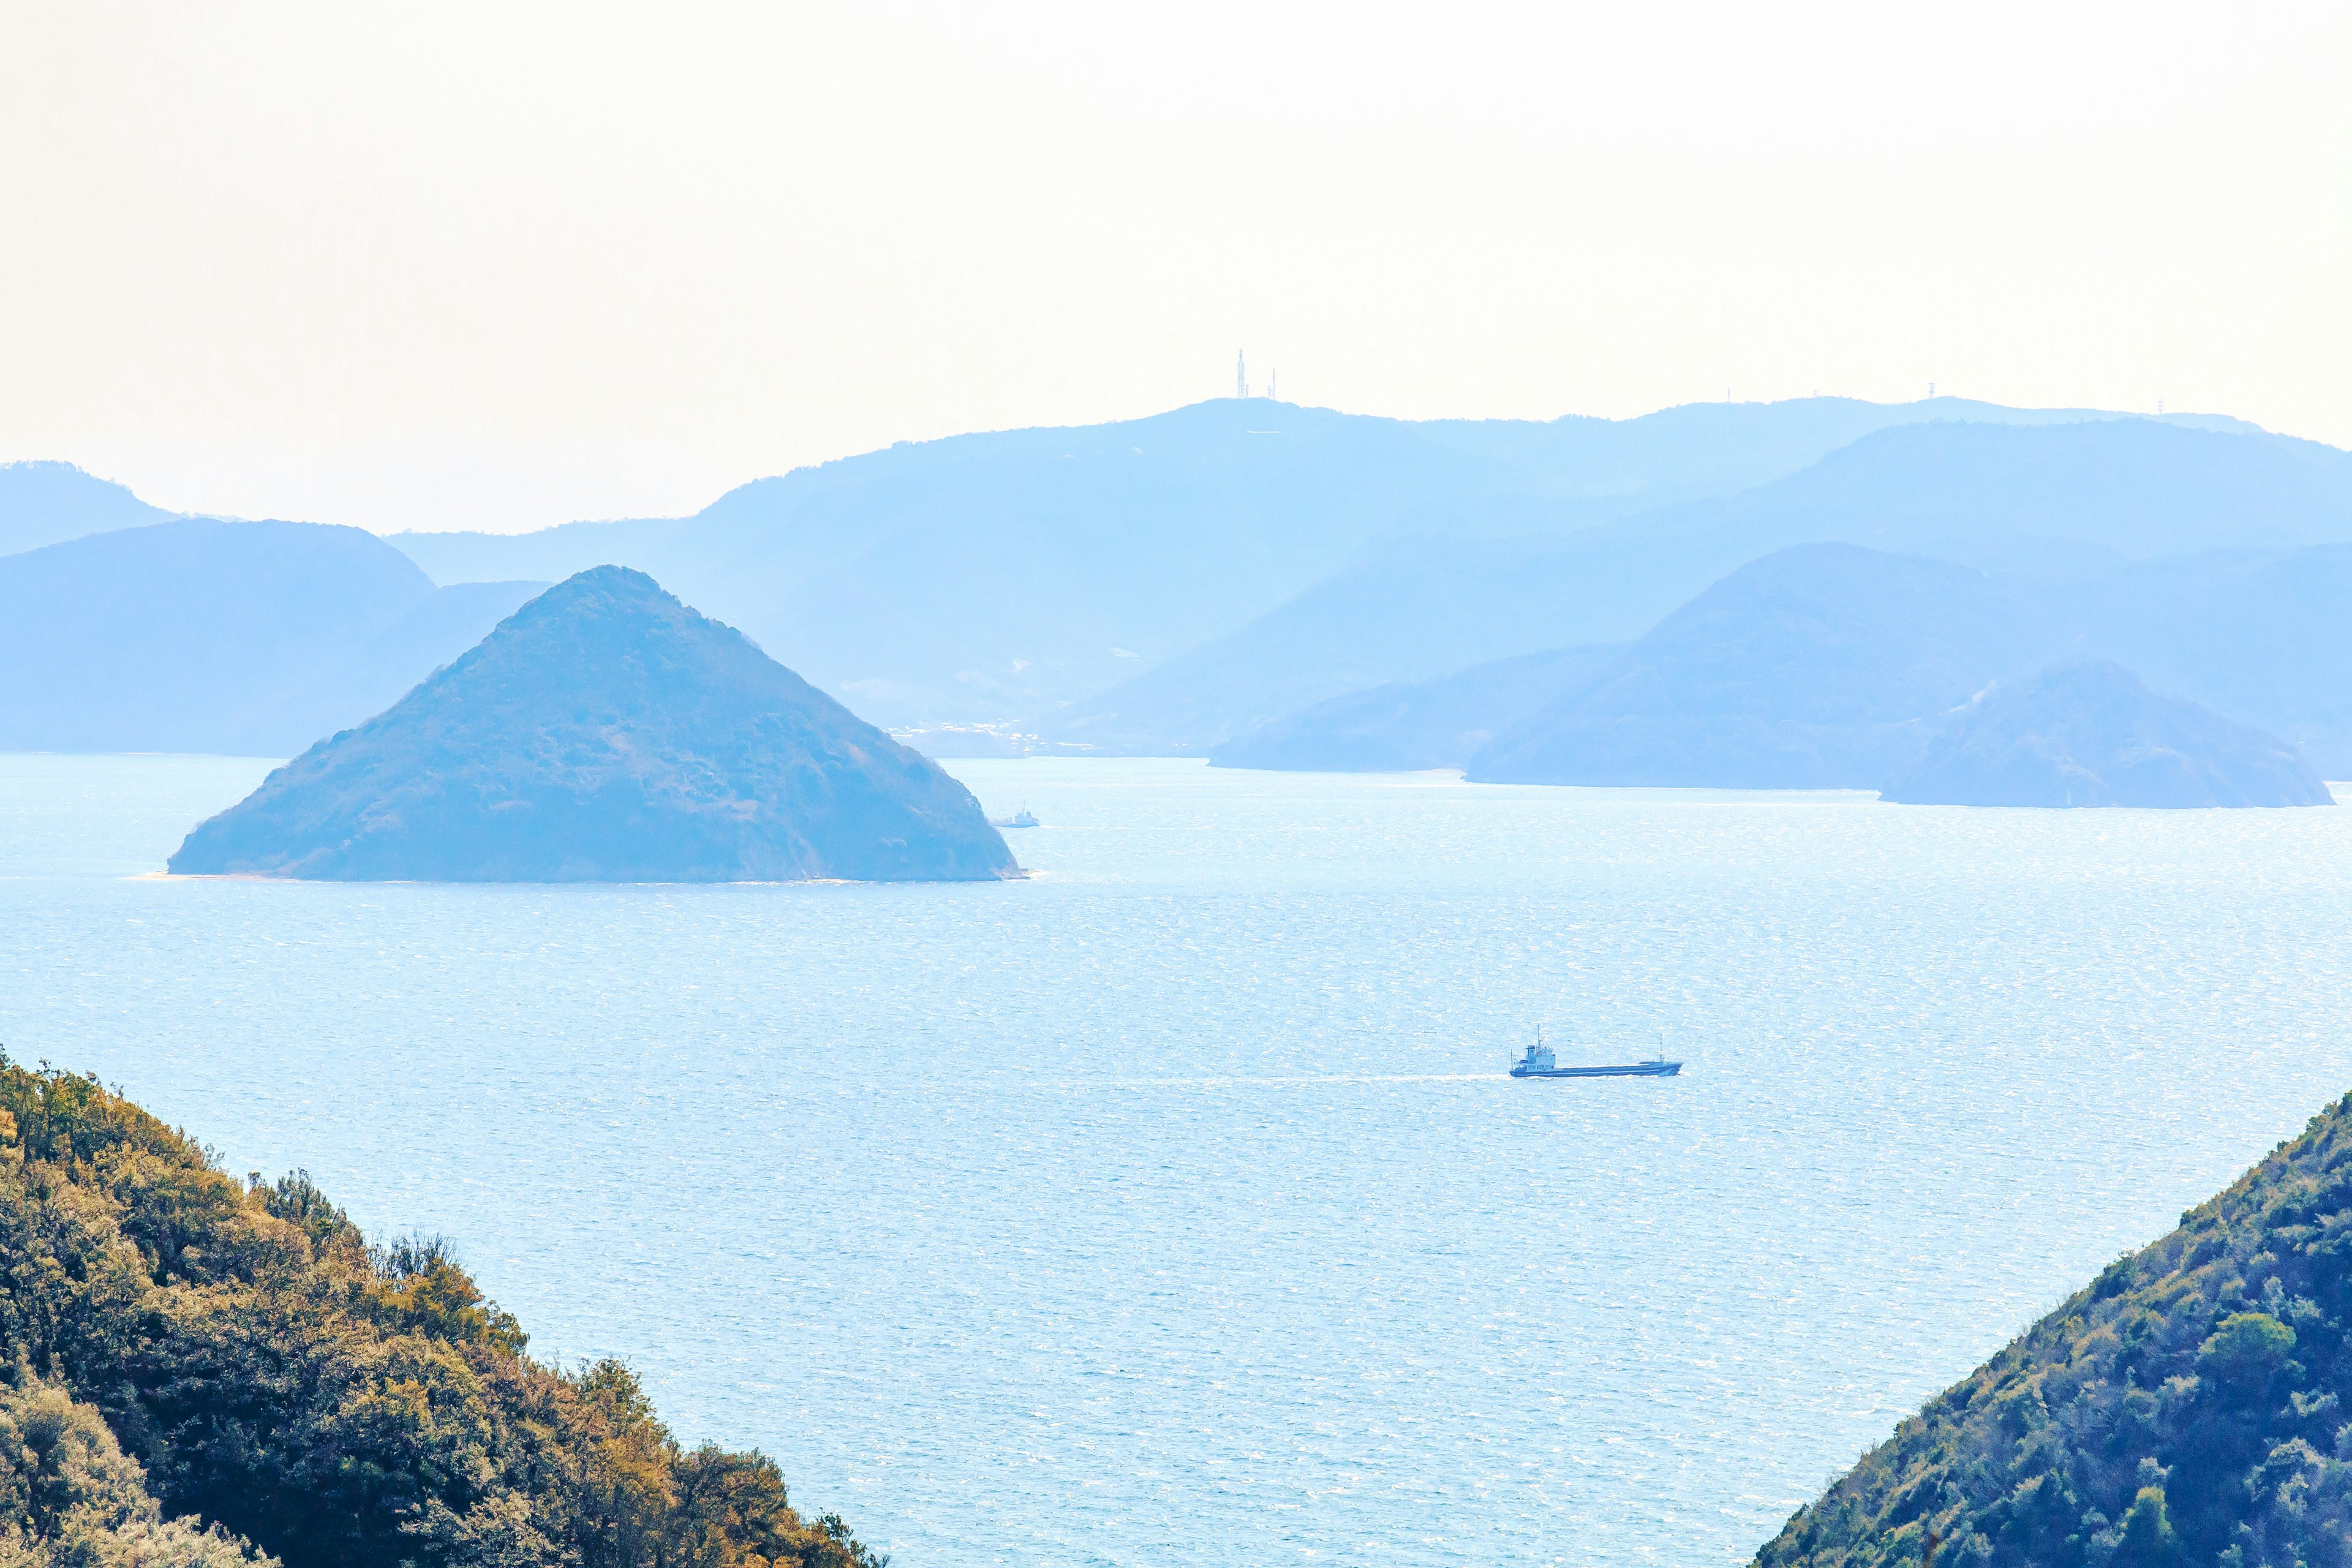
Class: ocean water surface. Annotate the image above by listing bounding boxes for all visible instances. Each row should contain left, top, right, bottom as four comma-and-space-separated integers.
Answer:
6, 753, 2352, 1566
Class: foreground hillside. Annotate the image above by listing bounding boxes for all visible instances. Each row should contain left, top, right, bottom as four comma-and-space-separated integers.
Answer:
172, 567, 1016, 883
0, 1057, 881, 1566
1756, 1090, 2352, 1568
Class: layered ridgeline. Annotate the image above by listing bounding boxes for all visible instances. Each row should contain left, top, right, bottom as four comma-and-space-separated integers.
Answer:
14, 407, 2348, 758
1057, 418, 2352, 755
2052, 548, 2352, 777
1755, 1090, 2352, 1568
1466, 545, 2050, 789
1220, 546, 2341, 802
0, 519, 543, 755
1885, 663, 2332, 808
0, 459, 174, 555
1208, 644, 1627, 773
0, 1058, 882, 1567
383, 396, 2178, 733
170, 567, 1016, 883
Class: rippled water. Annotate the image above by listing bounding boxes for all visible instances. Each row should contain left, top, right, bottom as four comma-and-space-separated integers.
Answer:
6, 753, 2352, 1566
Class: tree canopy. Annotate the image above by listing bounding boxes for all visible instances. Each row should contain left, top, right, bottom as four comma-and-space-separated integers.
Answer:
0, 1056, 881, 1568
1757, 1091, 2352, 1568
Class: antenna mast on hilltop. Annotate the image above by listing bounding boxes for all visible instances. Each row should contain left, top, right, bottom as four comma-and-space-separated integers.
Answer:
1236, 350, 1246, 399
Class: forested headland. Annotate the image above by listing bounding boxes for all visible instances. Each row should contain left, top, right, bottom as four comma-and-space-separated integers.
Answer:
0, 1056, 881, 1567
1757, 1091, 2352, 1568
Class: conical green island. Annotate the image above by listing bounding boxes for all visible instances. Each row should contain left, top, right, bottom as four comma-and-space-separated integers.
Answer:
170, 566, 1017, 883
1758, 1092, 2352, 1568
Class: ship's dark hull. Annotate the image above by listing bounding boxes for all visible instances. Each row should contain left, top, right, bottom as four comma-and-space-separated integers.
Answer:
1511, 1061, 1683, 1079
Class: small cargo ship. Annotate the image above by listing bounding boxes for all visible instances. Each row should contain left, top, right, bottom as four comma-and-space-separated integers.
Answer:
990, 809, 1039, 829
1510, 1026, 1682, 1079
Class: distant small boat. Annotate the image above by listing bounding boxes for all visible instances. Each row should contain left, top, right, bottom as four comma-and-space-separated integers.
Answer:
990, 808, 1039, 829
1509, 1025, 1681, 1079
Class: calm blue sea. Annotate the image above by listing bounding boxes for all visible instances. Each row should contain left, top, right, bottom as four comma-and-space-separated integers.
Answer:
5, 753, 2352, 1566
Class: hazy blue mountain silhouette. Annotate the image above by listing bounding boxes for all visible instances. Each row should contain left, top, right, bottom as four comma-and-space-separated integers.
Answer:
384, 397, 2212, 731
2032, 545, 2352, 776
0, 460, 175, 556
0, 519, 540, 755
170, 568, 1016, 883
1064, 418, 2352, 753
12, 400, 2329, 765
1465, 545, 2052, 788
1213, 540, 2352, 785
1209, 644, 1626, 774
1050, 532, 1653, 755
1884, 662, 2332, 807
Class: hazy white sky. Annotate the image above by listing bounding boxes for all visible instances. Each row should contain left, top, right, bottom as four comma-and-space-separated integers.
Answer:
4, 2, 2348, 532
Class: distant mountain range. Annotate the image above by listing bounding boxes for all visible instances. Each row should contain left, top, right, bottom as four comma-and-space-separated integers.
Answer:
1883, 662, 2331, 808
2034, 545, 2352, 774
1214, 539, 2352, 796
1210, 646, 1627, 774
0, 460, 175, 555
0, 520, 541, 755
1465, 545, 2052, 789
373, 397, 2258, 732
1072, 418, 2352, 755
8, 396, 2349, 784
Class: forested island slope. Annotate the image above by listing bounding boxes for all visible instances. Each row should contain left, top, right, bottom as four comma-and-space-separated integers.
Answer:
1756, 1090, 2352, 1568
172, 566, 1015, 883
0, 1057, 880, 1567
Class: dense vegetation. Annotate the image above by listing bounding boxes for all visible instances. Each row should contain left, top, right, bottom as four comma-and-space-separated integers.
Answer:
1756, 1091, 2352, 1568
0, 1057, 881, 1567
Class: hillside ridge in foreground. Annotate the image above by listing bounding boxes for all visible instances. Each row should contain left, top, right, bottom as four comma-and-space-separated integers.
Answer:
0, 1056, 883, 1566
1757, 1088, 2352, 1568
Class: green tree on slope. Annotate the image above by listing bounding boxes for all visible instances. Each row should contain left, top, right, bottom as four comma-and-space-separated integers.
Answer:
0, 1057, 882, 1568
1757, 1091, 2352, 1568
